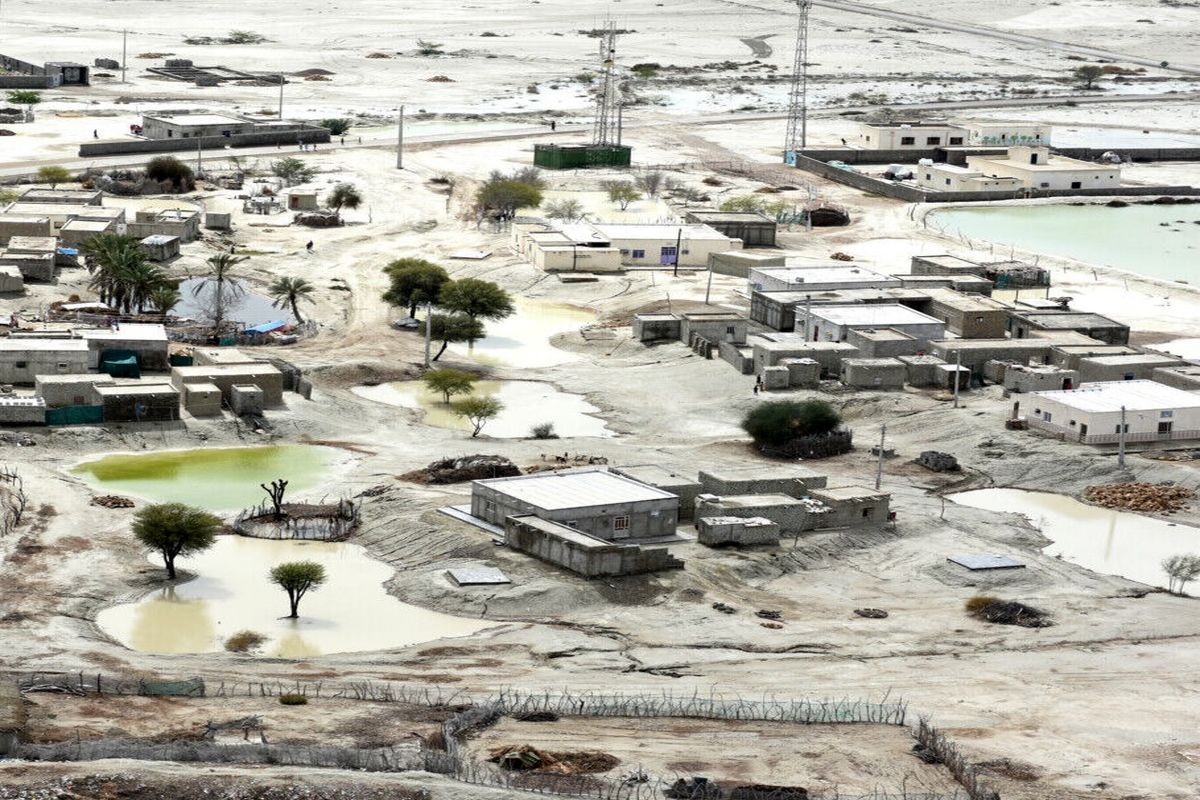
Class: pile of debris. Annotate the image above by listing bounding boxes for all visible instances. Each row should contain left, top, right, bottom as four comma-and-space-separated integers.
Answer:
1083, 482, 1194, 513
91, 495, 135, 509
666, 777, 809, 799
916, 451, 960, 473
966, 596, 1052, 629
400, 454, 520, 485
294, 210, 341, 227
488, 744, 619, 775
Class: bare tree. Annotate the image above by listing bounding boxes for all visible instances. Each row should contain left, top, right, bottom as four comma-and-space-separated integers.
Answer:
1163, 554, 1200, 595
261, 479, 289, 522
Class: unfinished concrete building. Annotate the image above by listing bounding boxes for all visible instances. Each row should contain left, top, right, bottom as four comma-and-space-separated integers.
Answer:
182, 382, 223, 417
999, 363, 1079, 393
841, 358, 907, 390
698, 466, 827, 498
611, 465, 703, 521
472, 468, 680, 541
34, 374, 115, 407
928, 339, 1052, 376
684, 211, 777, 247
0, 236, 57, 281
752, 337, 859, 377
170, 363, 286, 407
1151, 365, 1200, 392
17, 188, 103, 206
504, 515, 683, 577
697, 516, 781, 547
809, 486, 891, 528
0, 217, 54, 245
925, 290, 1010, 339
695, 493, 823, 535
845, 328, 922, 359
0, 397, 46, 426
59, 218, 117, 249
1049, 344, 1140, 370
127, 209, 201, 243
0, 339, 90, 384
1077, 353, 1184, 383
0, 267, 23, 293
94, 383, 181, 422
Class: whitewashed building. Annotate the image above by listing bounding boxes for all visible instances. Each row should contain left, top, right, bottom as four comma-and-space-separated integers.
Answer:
1024, 380, 1200, 445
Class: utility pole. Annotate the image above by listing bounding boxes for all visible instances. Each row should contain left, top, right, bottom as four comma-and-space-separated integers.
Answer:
396, 105, 405, 170
704, 263, 714, 304
1118, 405, 1127, 466
196, 138, 202, 177
783, 0, 813, 161
672, 228, 683, 277
803, 293, 812, 341
278, 74, 284, 120
121, 30, 128, 84
875, 423, 886, 490
953, 349, 962, 408
423, 300, 433, 368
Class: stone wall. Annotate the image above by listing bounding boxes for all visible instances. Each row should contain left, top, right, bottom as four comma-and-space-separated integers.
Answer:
78, 126, 330, 157
758, 430, 853, 460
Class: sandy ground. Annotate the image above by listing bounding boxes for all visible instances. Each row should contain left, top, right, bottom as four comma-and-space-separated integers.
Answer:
0, 2, 1200, 798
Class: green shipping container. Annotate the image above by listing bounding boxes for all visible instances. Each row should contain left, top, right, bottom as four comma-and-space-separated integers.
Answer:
534, 144, 632, 170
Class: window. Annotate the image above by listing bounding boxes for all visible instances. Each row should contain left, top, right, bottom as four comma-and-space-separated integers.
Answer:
975, 316, 984, 323
613, 516, 630, 531
945, 178, 951, 185
1068, 420, 1076, 427
484, 501, 495, 514
619, 249, 629, 255
861, 507, 871, 518
1029, 153, 1039, 165
14, 361, 26, 369
925, 173, 932, 180
1159, 421, 1174, 434
1070, 181, 1082, 189
1040, 182, 1050, 188
926, 136, 941, 145
631, 249, 645, 259
1114, 423, 1129, 434
900, 136, 915, 145
1034, 408, 1041, 415
1161, 410, 1174, 418
1043, 412, 1052, 422
949, 137, 963, 145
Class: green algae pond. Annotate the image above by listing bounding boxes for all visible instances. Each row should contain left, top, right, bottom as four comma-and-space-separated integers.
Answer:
71, 445, 349, 510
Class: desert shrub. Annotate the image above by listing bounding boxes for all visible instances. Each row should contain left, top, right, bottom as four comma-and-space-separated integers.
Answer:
742, 400, 841, 447
145, 156, 194, 190
224, 630, 267, 653
279, 693, 308, 705
531, 422, 558, 439
964, 595, 1000, 613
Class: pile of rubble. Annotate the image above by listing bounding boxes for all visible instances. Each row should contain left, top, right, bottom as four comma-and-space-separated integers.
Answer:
91, 495, 135, 509
399, 454, 520, 485
1083, 482, 1194, 514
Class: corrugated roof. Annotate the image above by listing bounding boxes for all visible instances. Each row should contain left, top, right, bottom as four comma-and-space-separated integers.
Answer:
477, 468, 676, 511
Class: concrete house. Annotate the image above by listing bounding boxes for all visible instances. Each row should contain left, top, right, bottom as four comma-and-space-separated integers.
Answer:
855, 120, 969, 150
471, 468, 679, 541
1008, 310, 1130, 346
794, 304, 946, 345
683, 211, 776, 247
141, 113, 256, 139
964, 147, 1121, 191
925, 290, 1011, 339
749, 265, 901, 294
170, 363, 286, 407
1076, 353, 1183, 383
916, 164, 1023, 193
554, 222, 741, 268
0, 339, 91, 384
79, 323, 171, 371
1023, 380, 1200, 445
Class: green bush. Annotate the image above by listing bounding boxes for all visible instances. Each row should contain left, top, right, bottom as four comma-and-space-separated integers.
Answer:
742, 400, 841, 447
279, 693, 308, 705
145, 156, 194, 191
224, 630, 266, 653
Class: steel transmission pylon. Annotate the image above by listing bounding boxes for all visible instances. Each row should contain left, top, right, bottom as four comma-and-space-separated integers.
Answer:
592, 22, 621, 146
784, 0, 813, 164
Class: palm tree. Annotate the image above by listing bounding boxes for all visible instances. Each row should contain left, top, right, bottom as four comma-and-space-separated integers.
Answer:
149, 285, 181, 317
268, 276, 315, 324
118, 261, 169, 314
193, 253, 247, 333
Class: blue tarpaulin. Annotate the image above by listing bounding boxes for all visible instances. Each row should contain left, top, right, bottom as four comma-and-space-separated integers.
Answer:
245, 319, 286, 335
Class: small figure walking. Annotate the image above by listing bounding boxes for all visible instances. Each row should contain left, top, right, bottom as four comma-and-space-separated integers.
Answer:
93, 129, 99, 139
340, 136, 345, 145
550, 120, 557, 131
305, 241, 314, 253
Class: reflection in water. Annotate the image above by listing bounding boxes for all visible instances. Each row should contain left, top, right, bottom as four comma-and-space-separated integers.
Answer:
449, 298, 594, 368
173, 278, 295, 327
353, 379, 612, 438
72, 445, 345, 509
98, 537, 490, 657
949, 488, 1200, 588
928, 204, 1200, 283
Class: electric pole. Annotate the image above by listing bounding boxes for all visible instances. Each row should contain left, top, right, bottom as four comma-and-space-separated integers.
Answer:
423, 299, 432, 368
875, 424, 886, 490
953, 349, 962, 408
122, 30, 128, 84
278, 74, 284, 120
1118, 405, 1127, 466
396, 105, 404, 170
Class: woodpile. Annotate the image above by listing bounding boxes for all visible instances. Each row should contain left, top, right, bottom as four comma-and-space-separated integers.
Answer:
1083, 482, 1194, 513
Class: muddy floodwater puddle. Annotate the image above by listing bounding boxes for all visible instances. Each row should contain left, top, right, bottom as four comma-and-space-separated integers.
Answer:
172, 278, 294, 327
449, 298, 594, 368
927, 204, 1200, 283
97, 537, 490, 657
950, 488, 1200, 588
72, 445, 348, 510
354, 379, 613, 438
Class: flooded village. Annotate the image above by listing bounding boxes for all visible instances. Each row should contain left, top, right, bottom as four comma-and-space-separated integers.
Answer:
1, 0, 1200, 798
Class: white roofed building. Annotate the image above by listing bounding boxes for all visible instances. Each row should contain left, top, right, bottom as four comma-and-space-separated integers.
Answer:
1024, 380, 1200, 445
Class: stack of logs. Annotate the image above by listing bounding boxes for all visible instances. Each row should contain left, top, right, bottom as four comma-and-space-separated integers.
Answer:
1083, 482, 1194, 513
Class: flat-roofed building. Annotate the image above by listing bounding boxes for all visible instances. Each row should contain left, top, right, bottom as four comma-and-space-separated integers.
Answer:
683, 211, 776, 247
141, 113, 256, 139
170, 363, 285, 407
929, 339, 1052, 374
0, 339, 90, 384
1077, 353, 1183, 383
1024, 380, 1200, 445
4, 203, 124, 232
94, 383, 181, 422
472, 467, 679, 541
78, 323, 170, 371
925, 289, 1011, 339
18, 188, 103, 206
966, 146, 1121, 191
795, 304, 945, 345
916, 163, 1023, 193
1008, 310, 1130, 346
855, 120, 969, 150
749, 265, 902, 294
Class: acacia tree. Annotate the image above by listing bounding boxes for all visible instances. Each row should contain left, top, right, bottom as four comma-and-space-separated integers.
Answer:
1163, 554, 1200, 595
437, 278, 514, 345
542, 199, 586, 222
6, 90, 41, 122
1073, 65, 1105, 90
476, 180, 543, 221
382, 258, 450, 317
271, 156, 316, 186
634, 171, 667, 198
604, 181, 641, 211
269, 561, 326, 618
423, 368, 476, 404
37, 166, 72, 189
132, 503, 222, 580
421, 313, 485, 361
326, 182, 363, 219
742, 399, 841, 447
451, 395, 503, 437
